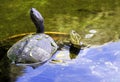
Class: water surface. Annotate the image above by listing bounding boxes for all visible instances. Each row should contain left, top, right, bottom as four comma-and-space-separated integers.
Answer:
1, 0, 120, 82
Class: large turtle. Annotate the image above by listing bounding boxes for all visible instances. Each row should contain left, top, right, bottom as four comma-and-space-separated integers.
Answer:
7, 8, 58, 67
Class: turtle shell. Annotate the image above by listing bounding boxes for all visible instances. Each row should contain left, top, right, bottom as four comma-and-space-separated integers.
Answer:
7, 33, 58, 64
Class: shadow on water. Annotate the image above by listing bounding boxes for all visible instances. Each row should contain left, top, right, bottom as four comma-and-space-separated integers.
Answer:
0, 47, 10, 82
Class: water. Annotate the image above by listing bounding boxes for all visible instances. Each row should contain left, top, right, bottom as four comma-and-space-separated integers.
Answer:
1, 0, 120, 82
13, 41, 120, 82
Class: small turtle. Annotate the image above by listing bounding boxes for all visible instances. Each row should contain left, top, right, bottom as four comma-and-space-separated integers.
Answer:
50, 30, 87, 63
58, 30, 87, 49
69, 30, 87, 59
7, 8, 58, 67
56, 30, 87, 59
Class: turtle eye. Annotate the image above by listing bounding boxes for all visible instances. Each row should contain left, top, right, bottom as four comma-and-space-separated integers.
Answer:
73, 31, 76, 34
31, 10, 33, 13
71, 30, 75, 34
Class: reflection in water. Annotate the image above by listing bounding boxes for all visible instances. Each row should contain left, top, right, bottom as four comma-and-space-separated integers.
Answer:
69, 44, 80, 59
0, 51, 10, 82
14, 41, 120, 82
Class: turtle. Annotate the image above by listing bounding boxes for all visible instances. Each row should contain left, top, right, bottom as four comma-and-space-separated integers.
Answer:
7, 8, 58, 68
55, 30, 88, 59
50, 30, 87, 63
69, 30, 88, 59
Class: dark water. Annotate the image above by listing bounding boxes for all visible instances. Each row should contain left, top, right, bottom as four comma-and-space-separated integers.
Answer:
1, 0, 120, 82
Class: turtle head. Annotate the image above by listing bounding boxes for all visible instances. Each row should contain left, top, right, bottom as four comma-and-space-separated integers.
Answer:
70, 30, 81, 45
30, 8, 44, 33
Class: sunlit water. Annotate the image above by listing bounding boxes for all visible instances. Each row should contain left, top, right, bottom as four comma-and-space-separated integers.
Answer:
0, 0, 120, 42
15, 41, 120, 82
